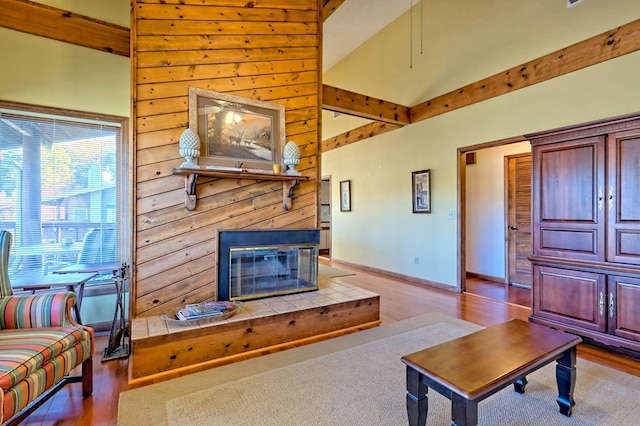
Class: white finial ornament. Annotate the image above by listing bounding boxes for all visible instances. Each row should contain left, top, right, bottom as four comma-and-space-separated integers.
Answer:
179, 128, 201, 168
283, 141, 301, 175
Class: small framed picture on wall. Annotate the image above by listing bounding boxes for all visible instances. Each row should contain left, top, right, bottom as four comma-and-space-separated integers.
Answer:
412, 169, 431, 213
340, 180, 351, 212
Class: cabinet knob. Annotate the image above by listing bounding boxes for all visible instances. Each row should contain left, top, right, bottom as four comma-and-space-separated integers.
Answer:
509, 226, 518, 230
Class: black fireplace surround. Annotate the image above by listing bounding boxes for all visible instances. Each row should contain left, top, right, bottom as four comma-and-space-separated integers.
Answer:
217, 229, 320, 301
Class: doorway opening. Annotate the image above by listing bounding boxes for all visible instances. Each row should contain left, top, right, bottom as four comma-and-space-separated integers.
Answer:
459, 138, 532, 308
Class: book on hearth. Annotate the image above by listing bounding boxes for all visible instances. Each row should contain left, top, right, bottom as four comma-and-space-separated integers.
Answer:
176, 301, 236, 321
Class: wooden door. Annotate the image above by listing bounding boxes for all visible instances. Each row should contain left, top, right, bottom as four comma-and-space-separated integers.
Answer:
607, 129, 640, 265
506, 153, 532, 287
532, 136, 606, 261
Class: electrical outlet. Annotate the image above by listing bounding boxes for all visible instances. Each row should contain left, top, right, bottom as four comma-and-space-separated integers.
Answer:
414, 256, 419, 264
447, 211, 456, 220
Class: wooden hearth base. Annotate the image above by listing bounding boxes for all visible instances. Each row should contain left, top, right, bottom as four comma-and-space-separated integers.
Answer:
128, 276, 380, 385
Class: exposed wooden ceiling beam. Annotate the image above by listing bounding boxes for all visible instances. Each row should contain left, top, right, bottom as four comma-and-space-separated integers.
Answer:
323, 0, 346, 22
0, 0, 343, 55
322, 121, 403, 152
0, 0, 130, 57
4, 0, 640, 152
411, 18, 640, 123
324, 17, 640, 151
323, 85, 411, 125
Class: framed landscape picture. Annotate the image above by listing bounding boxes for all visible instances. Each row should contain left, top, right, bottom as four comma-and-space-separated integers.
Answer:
412, 169, 431, 213
188, 87, 285, 171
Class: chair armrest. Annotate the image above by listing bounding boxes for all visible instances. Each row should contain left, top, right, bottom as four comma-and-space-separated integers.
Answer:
0, 292, 78, 329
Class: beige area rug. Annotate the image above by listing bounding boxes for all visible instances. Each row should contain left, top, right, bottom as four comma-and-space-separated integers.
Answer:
118, 312, 640, 425
318, 263, 355, 278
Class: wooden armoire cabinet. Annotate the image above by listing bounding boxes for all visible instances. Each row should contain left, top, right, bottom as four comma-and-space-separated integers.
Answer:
528, 114, 640, 353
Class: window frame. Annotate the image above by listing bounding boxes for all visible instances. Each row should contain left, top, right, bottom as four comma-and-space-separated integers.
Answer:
0, 100, 131, 296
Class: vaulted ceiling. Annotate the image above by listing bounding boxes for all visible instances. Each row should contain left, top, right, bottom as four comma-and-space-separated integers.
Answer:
2, 1, 640, 152
322, 0, 411, 72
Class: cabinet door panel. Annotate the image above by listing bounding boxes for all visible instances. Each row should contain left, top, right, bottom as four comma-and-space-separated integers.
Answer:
609, 275, 640, 342
539, 229, 597, 254
608, 130, 640, 265
540, 144, 595, 221
532, 136, 605, 261
533, 265, 606, 332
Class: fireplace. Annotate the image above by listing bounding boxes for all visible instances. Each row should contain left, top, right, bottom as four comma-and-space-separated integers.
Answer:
217, 229, 320, 301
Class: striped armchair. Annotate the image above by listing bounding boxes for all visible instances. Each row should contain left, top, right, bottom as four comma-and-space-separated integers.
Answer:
0, 230, 94, 425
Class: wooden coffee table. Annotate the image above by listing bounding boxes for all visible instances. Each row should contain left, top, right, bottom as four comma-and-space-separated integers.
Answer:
401, 319, 582, 426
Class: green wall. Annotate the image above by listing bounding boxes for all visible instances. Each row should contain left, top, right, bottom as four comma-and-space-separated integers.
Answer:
322, 0, 640, 287
0, 0, 129, 116
0, 0, 130, 324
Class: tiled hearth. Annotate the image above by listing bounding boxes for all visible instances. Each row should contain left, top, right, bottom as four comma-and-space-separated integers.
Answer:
128, 276, 380, 384
231, 279, 375, 318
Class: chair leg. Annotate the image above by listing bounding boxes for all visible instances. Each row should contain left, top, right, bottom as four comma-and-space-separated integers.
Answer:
82, 357, 93, 397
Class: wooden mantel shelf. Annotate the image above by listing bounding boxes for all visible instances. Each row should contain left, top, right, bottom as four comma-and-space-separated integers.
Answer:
171, 167, 309, 211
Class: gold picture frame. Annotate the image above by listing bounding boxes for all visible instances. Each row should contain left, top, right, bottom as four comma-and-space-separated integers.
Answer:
188, 87, 285, 171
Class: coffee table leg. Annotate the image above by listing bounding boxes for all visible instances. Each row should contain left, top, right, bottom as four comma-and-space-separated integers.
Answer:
514, 376, 528, 394
555, 346, 577, 417
406, 367, 427, 426
452, 393, 478, 426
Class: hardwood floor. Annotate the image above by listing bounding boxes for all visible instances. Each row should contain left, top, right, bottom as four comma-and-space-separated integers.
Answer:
19, 261, 640, 425
465, 277, 532, 307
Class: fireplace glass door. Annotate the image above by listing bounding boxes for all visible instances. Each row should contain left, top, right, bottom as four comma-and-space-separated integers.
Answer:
229, 244, 318, 301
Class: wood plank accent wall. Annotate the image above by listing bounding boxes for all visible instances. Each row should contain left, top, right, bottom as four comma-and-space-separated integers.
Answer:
132, 0, 322, 317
